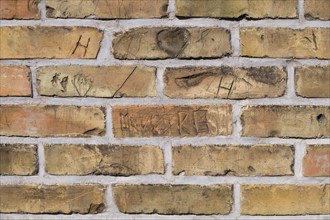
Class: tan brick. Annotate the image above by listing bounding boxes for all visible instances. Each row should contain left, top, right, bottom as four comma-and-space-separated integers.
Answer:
45, 144, 164, 176
164, 66, 286, 99
241, 106, 330, 138
0, 105, 105, 137
173, 144, 294, 176
113, 184, 232, 215
176, 0, 297, 19
113, 27, 231, 59
0, 144, 37, 175
0, 26, 103, 59
0, 65, 31, 97
303, 145, 330, 177
295, 65, 330, 98
0, 184, 105, 214
0, 0, 40, 19
240, 28, 330, 59
305, 0, 330, 20
46, 0, 168, 19
241, 184, 330, 215
112, 105, 232, 138
37, 66, 156, 98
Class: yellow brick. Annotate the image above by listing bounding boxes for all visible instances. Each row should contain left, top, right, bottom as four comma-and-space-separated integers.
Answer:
240, 28, 330, 59
113, 184, 232, 215
295, 65, 330, 98
0, 26, 103, 59
241, 105, 330, 138
176, 0, 297, 19
241, 184, 330, 215
45, 144, 164, 175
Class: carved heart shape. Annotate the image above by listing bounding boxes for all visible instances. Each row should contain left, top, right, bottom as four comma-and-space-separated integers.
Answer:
157, 28, 190, 57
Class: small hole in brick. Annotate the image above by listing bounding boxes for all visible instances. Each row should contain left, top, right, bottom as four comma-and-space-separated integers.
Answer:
316, 114, 325, 122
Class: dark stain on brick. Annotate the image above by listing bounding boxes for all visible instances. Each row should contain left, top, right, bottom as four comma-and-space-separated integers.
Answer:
157, 28, 191, 57
246, 67, 283, 85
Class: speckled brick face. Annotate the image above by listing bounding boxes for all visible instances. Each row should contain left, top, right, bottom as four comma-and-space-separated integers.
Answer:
0, 0, 329, 219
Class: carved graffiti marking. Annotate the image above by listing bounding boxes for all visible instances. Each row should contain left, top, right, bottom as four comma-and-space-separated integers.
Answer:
113, 105, 232, 137
72, 74, 93, 97
72, 35, 91, 57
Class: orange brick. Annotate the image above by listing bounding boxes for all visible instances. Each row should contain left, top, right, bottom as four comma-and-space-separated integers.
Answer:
0, 0, 40, 19
303, 145, 330, 177
0, 65, 31, 97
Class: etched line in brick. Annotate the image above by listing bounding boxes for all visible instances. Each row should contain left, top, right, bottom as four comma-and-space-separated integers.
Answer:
164, 66, 286, 99
37, 66, 156, 98
112, 105, 232, 137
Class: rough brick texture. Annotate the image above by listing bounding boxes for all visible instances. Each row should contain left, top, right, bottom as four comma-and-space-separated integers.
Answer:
0, 65, 32, 97
0, 26, 103, 59
295, 65, 330, 98
0, 105, 105, 137
241, 184, 330, 215
304, 0, 330, 20
37, 66, 156, 98
240, 28, 330, 59
303, 145, 330, 177
113, 184, 232, 215
0, 144, 37, 175
0, 0, 40, 19
112, 105, 232, 137
0, 185, 105, 214
164, 66, 286, 99
172, 144, 294, 176
45, 144, 164, 175
113, 27, 231, 59
46, 0, 168, 19
176, 0, 297, 19
1, 0, 329, 219
241, 106, 330, 138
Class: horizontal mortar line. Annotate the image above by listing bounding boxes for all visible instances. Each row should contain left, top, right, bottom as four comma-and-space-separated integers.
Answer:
0, 57, 330, 68
1, 136, 329, 145
0, 58, 329, 67
0, 215, 239, 220
0, 18, 329, 28
0, 214, 329, 220
0, 97, 329, 106
0, 176, 329, 185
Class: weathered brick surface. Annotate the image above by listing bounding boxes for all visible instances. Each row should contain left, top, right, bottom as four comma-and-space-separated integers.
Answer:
241, 184, 330, 215
240, 28, 330, 59
0, 26, 103, 59
112, 27, 231, 59
0, 184, 105, 214
295, 65, 330, 98
46, 0, 168, 19
172, 144, 294, 176
303, 145, 330, 177
0, 144, 37, 175
113, 184, 232, 215
37, 66, 156, 97
0, 0, 40, 19
305, 0, 330, 20
0, 65, 32, 97
164, 66, 286, 99
0, 105, 105, 137
45, 144, 164, 176
112, 105, 232, 137
176, 0, 297, 19
241, 106, 330, 138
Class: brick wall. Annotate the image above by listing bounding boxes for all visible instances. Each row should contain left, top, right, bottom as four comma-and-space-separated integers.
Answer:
0, 0, 329, 219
